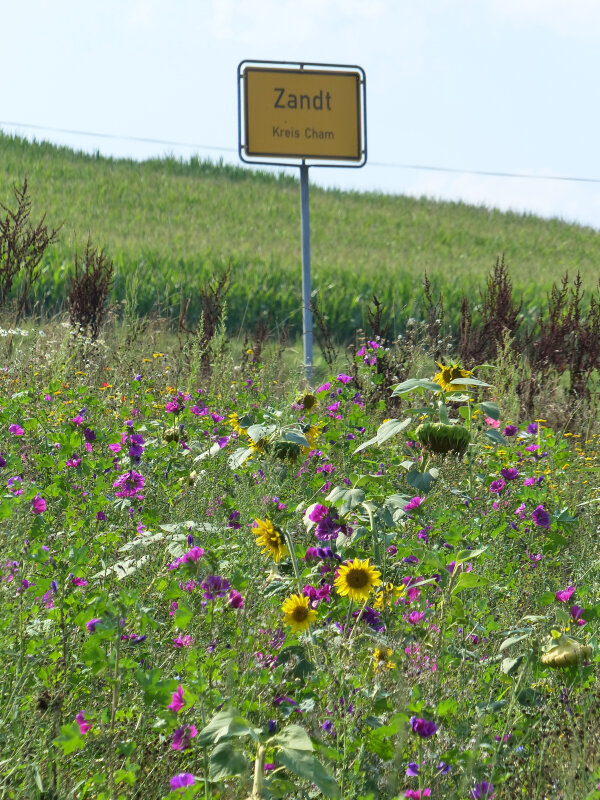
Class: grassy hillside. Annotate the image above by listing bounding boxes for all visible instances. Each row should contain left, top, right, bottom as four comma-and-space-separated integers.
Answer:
1, 132, 599, 339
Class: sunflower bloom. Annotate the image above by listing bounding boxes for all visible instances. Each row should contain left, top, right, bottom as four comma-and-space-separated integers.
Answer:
253, 518, 288, 563
432, 361, 472, 393
282, 594, 317, 632
334, 558, 382, 603
373, 582, 405, 610
373, 646, 396, 671
228, 412, 247, 436
302, 424, 321, 454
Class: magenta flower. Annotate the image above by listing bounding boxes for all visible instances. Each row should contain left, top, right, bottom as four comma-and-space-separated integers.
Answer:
471, 781, 494, 799
489, 479, 505, 494
570, 605, 586, 626
404, 496, 424, 512
71, 415, 84, 426
9, 424, 24, 435
86, 618, 102, 633
168, 684, 185, 712
316, 382, 331, 393
531, 505, 550, 528
75, 711, 91, 734
336, 373, 353, 384
308, 503, 329, 523
172, 724, 198, 751
407, 611, 425, 625
410, 717, 437, 737
228, 590, 244, 609
173, 635, 194, 648
405, 790, 431, 798
500, 468, 519, 481
170, 773, 195, 790
556, 586, 576, 603
112, 469, 145, 498
31, 495, 46, 514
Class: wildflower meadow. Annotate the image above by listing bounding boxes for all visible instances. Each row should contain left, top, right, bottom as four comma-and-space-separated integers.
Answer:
1, 320, 600, 800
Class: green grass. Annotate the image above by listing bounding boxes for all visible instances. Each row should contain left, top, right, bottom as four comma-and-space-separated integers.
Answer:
1, 132, 600, 339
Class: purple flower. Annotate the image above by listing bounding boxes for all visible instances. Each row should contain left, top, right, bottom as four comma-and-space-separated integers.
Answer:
555, 585, 575, 603
9, 424, 24, 435
531, 505, 550, 529
404, 496, 424, 512
308, 503, 329, 523
489, 479, 505, 494
75, 711, 91, 734
167, 684, 185, 712
526, 422, 538, 434
31, 495, 46, 514
570, 605, 586, 626
86, 618, 102, 633
172, 724, 198, 751
316, 382, 331, 393
410, 717, 437, 737
228, 590, 244, 609
315, 512, 344, 541
470, 781, 494, 799
201, 575, 231, 601
406, 762, 420, 777
500, 468, 519, 481
83, 428, 96, 443
112, 469, 145, 498
170, 773, 195, 790
336, 373, 353, 384
503, 424, 518, 437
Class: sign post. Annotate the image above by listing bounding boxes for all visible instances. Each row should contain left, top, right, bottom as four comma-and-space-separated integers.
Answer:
238, 60, 367, 383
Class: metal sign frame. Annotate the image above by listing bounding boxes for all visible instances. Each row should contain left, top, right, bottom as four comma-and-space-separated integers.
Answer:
238, 59, 367, 169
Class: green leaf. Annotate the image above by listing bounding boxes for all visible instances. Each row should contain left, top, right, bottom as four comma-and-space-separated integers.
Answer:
483, 429, 506, 445
435, 698, 458, 717
272, 724, 313, 751
451, 572, 488, 594
478, 401, 500, 420
499, 633, 531, 652
53, 723, 85, 754
228, 447, 254, 469
353, 418, 412, 453
406, 467, 439, 493
281, 430, 309, 447
554, 507, 578, 527
391, 378, 441, 395
501, 655, 526, 676
277, 748, 340, 798
246, 423, 276, 443
209, 741, 248, 781
196, 708, 258, 747
451, 377, 492, 387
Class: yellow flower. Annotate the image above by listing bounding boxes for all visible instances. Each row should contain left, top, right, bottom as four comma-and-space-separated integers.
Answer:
298, 393, 318, 411
301, 423, 321, 454
373, 582, 405, 610
253, 519, 288, 563
228, 412, 247, 436
282, 594, 317, 632
432, 361, 472, 393
372, 646, 396, 671
334, 558, 382, 603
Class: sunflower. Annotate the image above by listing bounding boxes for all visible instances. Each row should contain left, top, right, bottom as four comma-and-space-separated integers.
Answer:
432, 361, 472, 393
372, 646, 396, 671
228, 412, 247, 436
301, 423, 321, 454
334, 558, 382, 603
299, 393, 318, 411
253, 518, 288, 563
282, 593, 317, 632
373, 582, 405, 610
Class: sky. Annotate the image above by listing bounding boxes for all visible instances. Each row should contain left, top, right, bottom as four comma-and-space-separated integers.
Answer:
2, 0, 600, 230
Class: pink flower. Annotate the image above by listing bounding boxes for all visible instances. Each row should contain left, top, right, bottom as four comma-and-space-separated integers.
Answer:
555, 586, 576, 603
170, 773, 195, 790
485, 417, 500, 428
168, 684, 185, 712
173, 635, 194, 648
228, 590, 244, 609
31, 495, 46, 514
172, 724, 198, 750
75, 711, 91, 734
336, 373, 353, 384
404, 496, 424, 512
9, 424, 24, 435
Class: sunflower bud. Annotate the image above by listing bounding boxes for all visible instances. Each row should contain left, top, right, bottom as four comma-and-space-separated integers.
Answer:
416, 422, 471, 456
164, 426, 179, 443
540, 634, 592, 668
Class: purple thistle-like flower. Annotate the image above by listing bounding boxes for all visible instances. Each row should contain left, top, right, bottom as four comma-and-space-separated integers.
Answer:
531, 505, 550, 528
170, 773, 195, 790
410, 717, 437, 737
